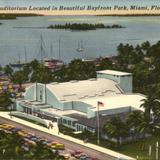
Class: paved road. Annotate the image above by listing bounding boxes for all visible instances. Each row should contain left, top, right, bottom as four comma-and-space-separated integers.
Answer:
0, 117, 117, 160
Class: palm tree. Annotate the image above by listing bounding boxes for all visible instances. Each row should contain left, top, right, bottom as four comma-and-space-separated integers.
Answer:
136, 115, 151, 138
0, 92, 13, 111
29, 59, 40, 71
126, 110, 144, 140
139, 95, 160, 136
3, 65, 13, 78
31, 65, 53, 83
140, 95, 158, 121
103, 116, 128, 145
141, 41, 151, 54
11, 70, 28, 89
126, 110, 153, 139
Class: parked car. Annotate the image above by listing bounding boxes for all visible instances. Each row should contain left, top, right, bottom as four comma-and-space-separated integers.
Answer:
0, 124, 14, 129
51, 143, 65, 150
70, 150, 83, 158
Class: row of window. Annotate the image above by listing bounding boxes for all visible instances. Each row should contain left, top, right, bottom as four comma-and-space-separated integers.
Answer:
76, 125, 84, 132
62, 119, 75, 127
62, 119, 87, 132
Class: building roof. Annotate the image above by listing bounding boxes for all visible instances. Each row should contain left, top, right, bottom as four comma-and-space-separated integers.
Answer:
40, 107, 86, 118
20, 100, 52, 109
81, 94, 145, 111
47, 78, 122, 102
97, 70, 132, 76
66, 112, 130, 129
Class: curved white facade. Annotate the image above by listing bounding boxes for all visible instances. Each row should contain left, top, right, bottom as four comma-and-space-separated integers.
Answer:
16, 70, 145, 131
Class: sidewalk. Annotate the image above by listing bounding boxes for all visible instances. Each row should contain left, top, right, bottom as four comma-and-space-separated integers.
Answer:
0, 112, 135, 160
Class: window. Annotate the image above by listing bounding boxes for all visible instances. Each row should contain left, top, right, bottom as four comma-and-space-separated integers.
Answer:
77, 126, 80, 131
68, 120, 71, 126
40, 90, 42, 101
63, 119, 67, 124
76, 124, 84, 131
72, 122, 76, 127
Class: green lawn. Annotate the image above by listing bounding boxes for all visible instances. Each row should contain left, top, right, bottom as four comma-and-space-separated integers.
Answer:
59, 125, 160, 160
12, 115, 47, 128
115, 136, 160, 160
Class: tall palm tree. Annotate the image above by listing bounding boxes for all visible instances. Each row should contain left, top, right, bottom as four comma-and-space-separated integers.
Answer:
126, 110, 144, 140
136, 115, 151, 137
140, 95, 158, 121
0, 92, 13, 111
127, 110, 153, 139
11, 70, 28, 88
3, 65, 13, 78
139, 95, 160, 135
103, 116, 128, 145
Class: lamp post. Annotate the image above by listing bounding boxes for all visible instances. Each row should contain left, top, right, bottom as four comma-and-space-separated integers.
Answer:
149, 145, 152, 156
156, 141, 159, 160
2, 149, 5, 155
97, 103, 100, 145
9, 106, 11, 115
9, 105, 13, 118
97, 101, 104, 145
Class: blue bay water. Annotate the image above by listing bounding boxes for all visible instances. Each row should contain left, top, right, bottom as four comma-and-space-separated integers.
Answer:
0, 1, 160, 65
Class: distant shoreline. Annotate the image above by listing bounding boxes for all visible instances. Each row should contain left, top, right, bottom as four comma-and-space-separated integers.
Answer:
1, 11, 160, 17
1, 13, 160, 18
97, 14, 160, 16
0, 13, 43, 19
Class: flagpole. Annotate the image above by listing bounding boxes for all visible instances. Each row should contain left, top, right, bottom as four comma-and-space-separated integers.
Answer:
149, 145, 152, 156
97, 102, 100, 145
156, 141, 159, 160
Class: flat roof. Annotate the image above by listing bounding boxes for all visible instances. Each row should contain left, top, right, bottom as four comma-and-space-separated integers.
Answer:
47, 78, 122, 102
66, 112, 129, 128
81, 94, 145, 111
40, 107, 86, 117
97, 70, 132, 76
20, 100, 52, 108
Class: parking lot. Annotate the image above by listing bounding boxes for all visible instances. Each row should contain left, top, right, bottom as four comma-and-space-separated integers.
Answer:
0, 116, 118, 160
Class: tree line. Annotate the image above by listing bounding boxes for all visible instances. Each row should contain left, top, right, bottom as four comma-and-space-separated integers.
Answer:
1, 40, 160, 147
103, 95, 160, 146
48, 23, 123, 30
1, 40, 160, 109
0, 130, 64, 159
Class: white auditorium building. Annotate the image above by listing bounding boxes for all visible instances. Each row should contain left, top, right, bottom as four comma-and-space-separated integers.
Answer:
15, 70, 145, 132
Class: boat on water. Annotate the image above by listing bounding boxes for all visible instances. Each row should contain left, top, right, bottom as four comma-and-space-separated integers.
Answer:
81, 57, 95, 62
76, 41, 95, 62
10, 62, 26, 68
76, 40, 84, 52
38, 35, 64, 70
10, 35, 64, 70
43, 58, 64, 70
10, 50, 28, 69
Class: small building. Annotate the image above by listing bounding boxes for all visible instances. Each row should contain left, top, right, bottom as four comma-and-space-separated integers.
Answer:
15, 69, 145, 133
97, 70, 132, 93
